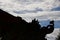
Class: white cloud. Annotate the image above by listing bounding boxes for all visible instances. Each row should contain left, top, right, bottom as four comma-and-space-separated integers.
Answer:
0, 0, 60, 13
46, 28, 60, 40
16, 11, 60, 22
0, 0, 60, 22
0, 0, 60, 11
12, 0, 60, 11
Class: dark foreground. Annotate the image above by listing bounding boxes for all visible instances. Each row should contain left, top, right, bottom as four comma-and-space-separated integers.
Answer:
0, 9, 54, 40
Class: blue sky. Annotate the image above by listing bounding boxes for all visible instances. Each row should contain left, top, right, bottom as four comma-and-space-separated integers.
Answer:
39, 20, 60, 28
51, 6, 60, 11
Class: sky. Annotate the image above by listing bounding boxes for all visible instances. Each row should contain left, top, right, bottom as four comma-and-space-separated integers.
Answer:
0, 0, 60, 40
0, 0, 60, 28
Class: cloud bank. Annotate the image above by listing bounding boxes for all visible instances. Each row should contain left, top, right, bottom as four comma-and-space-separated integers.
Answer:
17, 11, 60, 22
0, 0, 60, 11
0, 0, 60, 22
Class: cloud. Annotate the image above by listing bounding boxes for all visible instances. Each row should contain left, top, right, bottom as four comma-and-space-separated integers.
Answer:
0, 0, 60, 12
0, 0, 60, 22
46, 28, 60, 40
13, 8, 43, 14
16, 11, 60, 22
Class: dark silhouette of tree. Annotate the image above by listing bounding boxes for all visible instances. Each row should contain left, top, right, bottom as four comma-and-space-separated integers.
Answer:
0, 9, 54, 40
39, 20, 54, 40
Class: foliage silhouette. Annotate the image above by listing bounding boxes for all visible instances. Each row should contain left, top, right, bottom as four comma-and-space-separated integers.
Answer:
0, 9, 54, 40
